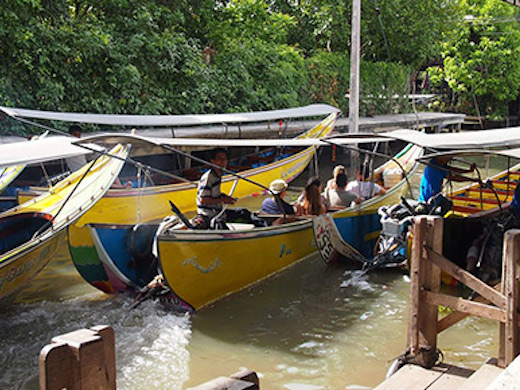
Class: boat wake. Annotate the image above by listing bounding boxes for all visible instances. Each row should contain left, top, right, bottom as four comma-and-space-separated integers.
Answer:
0, 296, 191, 390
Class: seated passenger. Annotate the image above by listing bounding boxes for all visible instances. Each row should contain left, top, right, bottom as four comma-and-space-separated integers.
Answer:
261, 179, 295, 215
325, 165, 346, 190
347, 168, 386, 200
324, 173, 360, 208
297, 176, 329, 209
295, 177, 327, 216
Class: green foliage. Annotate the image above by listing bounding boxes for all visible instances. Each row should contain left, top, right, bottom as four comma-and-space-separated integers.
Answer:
210, 40, 309, 111
361, 0, 460, 68
428, 0, 520, 118
2, 0, 515, 132
209, 0, 296, 48
306, 51, 410, 115
306, 51, 349, 111
360, 62, 411, 115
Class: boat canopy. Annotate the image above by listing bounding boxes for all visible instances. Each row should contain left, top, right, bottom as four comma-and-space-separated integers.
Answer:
0, 104, 340, 127
418, 148, 520, 162
330, 128, 520, 150
75, 133, 389, 148
0, 136, 104, 169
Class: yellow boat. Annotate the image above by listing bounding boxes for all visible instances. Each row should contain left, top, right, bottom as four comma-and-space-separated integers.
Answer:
0, 143, 128, 299
67, 113, 338, 297
447, 162, 520, 216
21, 112, 338, 226
157, 217, 315, 310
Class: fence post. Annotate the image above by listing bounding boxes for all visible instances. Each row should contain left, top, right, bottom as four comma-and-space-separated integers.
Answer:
408, 216, 443, 368
499, 229, 520, 367
39, 325, 116, 390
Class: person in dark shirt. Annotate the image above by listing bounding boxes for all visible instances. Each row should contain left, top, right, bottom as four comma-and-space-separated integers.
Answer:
261, 179, 295, 215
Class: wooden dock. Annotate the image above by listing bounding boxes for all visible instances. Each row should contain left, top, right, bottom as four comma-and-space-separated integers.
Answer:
375, 361, 503, 390
375, 216, 520, 390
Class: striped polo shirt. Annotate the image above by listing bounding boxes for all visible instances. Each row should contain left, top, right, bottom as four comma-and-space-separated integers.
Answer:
196, 168, 222, 217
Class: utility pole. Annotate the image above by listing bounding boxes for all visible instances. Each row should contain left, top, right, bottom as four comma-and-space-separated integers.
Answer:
348, 0, 361, 175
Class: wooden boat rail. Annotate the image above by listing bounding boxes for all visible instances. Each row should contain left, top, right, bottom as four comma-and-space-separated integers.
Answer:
408, 216, 520, 369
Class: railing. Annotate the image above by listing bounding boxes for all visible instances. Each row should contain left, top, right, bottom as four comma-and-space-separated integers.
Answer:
407, 216, 520, 368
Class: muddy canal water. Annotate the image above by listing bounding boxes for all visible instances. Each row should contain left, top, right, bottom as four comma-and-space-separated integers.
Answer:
0, 157, 502, 389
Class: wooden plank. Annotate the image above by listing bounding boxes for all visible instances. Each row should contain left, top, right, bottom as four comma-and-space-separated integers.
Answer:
487, 354, 520, 390
427, 364, 474, 390
373, 364, 444, 390
457, 362, 503, 390
437, 282, 502, 333
408, 217, 427, 355
425, 248, 506, 309
500, 230, 520, 367
422, 290, 506, 323
90, 325, 116, 390
420, 217, 442, 353
39, 342, 74, 390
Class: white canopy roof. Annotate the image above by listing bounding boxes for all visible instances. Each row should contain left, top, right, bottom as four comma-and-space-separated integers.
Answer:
75, 133, 388, 148
0, 136, 103, 168
330, 128, 520, 150
0, 104, 340, 127
0, 133, 386, 169
418, 148, 520, 162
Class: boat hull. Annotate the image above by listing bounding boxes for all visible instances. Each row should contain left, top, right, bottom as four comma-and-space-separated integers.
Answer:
314, 144, 423, 262
0, 229, 65, 299
0, 144, 128, 300
158, 220, 315, 310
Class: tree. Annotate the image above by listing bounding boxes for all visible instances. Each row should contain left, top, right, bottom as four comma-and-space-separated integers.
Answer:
428, 0, 520, 118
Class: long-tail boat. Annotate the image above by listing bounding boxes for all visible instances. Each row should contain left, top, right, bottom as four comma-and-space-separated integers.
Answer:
66, 113, 339, 298
313, 144, 423, 263
0, 143, 128, 299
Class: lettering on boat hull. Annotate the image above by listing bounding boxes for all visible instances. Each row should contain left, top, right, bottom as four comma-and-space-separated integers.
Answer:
181, 257, 221, 273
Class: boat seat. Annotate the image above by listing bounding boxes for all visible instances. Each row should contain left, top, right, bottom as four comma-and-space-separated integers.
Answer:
226, 222, 256, 230
0, 213, 52, 256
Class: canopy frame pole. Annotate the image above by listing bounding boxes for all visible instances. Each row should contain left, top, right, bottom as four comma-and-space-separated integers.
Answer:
322, 139, 415, 199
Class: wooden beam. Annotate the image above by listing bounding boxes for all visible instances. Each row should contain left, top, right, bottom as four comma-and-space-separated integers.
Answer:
420, 217, 443, 351
422, 290, 506, 323
500, 230, 520, 367
425, 248, 506, 309
437, 282, 502, 333
408, 217, 426, 355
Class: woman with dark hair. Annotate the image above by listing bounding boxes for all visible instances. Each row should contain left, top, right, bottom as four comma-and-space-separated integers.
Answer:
295, 177, 326, 216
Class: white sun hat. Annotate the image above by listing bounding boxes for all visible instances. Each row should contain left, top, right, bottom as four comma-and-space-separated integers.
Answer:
269, 179, 288, 194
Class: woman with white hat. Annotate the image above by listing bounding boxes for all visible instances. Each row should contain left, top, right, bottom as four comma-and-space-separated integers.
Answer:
260, 179, 295, 215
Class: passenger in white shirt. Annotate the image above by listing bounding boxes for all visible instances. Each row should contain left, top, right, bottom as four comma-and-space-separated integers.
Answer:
346, 168, 386, 200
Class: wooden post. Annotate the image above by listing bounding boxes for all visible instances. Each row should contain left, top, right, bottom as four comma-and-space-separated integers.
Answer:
39, 325, 116, 390
499, 229, 520, 367
408, 216, 443, 368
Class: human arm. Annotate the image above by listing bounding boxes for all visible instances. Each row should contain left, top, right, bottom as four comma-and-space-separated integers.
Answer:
199, 193, 236, 205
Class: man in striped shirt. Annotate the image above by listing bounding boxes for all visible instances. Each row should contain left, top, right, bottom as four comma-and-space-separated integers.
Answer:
193, 148, 236, 229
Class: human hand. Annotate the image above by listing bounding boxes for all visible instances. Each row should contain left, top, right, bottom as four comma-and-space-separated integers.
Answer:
124, 181, 133, 189
222, 195, 236, 205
